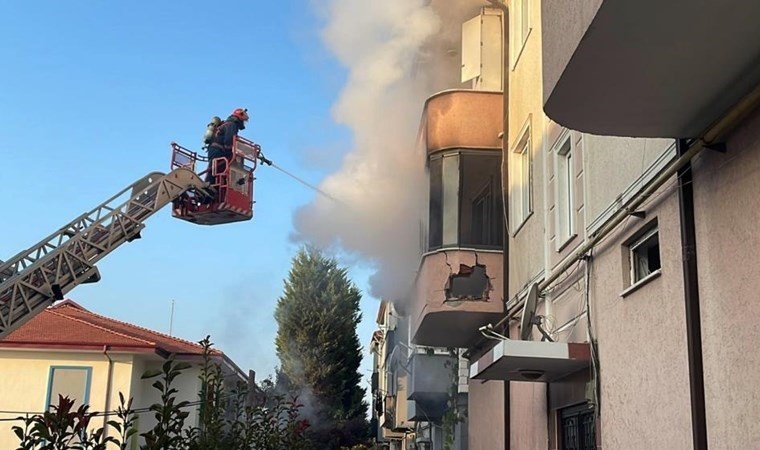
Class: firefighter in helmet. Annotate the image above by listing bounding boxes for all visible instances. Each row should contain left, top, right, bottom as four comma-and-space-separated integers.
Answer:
205, 108, 249, 184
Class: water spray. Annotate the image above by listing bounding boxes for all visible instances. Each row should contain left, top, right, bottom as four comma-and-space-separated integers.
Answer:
256, 153, 343, 204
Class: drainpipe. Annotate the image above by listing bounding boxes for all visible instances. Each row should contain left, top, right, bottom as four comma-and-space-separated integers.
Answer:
102, 345, 114, 438
485, 1, 509, 449
492, 80, 760, 326
676, 138, 707, 450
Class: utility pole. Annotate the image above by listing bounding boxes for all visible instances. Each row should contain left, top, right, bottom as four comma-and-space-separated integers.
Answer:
169, 299, 175, 336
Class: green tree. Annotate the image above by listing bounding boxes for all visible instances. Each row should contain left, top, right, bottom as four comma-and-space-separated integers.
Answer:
275, 246, 368, 448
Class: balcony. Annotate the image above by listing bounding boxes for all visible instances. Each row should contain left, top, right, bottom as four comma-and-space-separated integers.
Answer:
542, 0, 760, 138
470, 339, 590, 383
406, 351, 457, 419
421, 90, 503, 153
411, 250, 504, 348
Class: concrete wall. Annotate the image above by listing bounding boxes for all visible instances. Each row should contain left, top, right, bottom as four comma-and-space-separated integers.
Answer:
0, 350, 207, 450
511, 381, 548, 450
692, 108, 760, 449
507, 0, 547, 299
468, 380, 505, 450
412, 250, 505, 348
0, 349, 135, 449
540, 0, 603, 106
583, 135, 673, 223
589, 180, 693, 449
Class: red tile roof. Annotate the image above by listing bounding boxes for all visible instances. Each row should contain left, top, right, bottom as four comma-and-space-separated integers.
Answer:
0, 299, 219, 357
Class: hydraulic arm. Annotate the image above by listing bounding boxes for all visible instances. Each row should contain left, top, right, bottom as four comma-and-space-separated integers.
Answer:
0, 168, 208, 339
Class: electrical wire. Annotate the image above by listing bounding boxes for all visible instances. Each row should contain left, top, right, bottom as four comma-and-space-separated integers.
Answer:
584, 250, 601, 424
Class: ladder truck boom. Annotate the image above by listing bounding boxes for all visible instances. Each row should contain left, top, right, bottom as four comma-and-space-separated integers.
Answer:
0, 168, 208, 339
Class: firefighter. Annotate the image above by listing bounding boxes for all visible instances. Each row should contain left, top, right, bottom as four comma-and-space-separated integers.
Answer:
205, 108, 249, 184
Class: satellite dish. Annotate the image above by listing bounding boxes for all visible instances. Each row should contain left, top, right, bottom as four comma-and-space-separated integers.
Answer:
520, 283, 539, 340
519, 283, 556, 342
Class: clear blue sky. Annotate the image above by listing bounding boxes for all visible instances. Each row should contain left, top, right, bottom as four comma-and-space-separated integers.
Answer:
0, 1, 379, 388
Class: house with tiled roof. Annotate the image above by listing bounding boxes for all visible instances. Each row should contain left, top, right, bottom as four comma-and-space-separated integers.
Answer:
0, 299, 249, 449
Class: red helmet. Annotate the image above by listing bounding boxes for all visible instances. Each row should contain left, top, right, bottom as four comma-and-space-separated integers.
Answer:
232, 108, 249, 122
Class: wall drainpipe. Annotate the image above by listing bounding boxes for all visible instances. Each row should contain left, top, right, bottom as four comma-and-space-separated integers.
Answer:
676, 138, 708, 450
102, 345, 114, 438
486, 1, 510, 449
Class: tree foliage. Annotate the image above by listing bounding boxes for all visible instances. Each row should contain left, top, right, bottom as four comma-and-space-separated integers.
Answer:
275, 246, 368, 447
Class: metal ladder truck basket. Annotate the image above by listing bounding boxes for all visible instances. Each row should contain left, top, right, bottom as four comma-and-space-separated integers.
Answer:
170, 136, 265, 225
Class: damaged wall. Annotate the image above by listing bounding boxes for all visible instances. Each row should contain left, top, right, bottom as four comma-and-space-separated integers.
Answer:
411, 250, 504, 348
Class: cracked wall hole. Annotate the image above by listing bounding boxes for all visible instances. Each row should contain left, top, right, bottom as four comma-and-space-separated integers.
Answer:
445, 264, 491, 302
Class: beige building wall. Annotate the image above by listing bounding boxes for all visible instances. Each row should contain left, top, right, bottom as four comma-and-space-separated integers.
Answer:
501, 0, 695, 448
0, 350, 136, 449
468, 380, 505, 450
0, 350, 207, 450
587, 180, 694, 449
507, 0, 547, 299
132, 358, 203, 437
469, 0, 760, 448
692, 108, 760, 449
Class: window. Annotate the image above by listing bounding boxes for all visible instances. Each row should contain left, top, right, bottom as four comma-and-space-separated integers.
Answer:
555, 135, 575, 249
511, 124, 532, 231
46, 366, 91, 409
629, 226, 661, 284
428, 151, 504, 251
512, 0, 531, 66
560, 403, 596, 450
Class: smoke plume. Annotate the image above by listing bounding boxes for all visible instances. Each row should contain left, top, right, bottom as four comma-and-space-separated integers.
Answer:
295, 0, 487, 302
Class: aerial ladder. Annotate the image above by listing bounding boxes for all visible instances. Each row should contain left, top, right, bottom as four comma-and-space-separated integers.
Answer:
0, 136, 268, 339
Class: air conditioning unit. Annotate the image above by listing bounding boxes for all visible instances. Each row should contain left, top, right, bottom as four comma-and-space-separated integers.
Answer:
461, 7, 503, 91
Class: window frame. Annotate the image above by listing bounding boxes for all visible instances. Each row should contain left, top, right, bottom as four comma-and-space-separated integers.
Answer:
427, 149, 504, 251
511, 120, 533, 235
629, 226, 661, 284
554, 132, 576, 251
511, 0, 532, 69
620, 221, 662, 297
559, 402, 596, 450
45, 366, 93, 410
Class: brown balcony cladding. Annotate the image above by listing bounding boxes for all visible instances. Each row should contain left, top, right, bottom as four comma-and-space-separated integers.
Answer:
411, 251, 504, 348
541, 0, 760, 138
422, 90, 503, 153
412, 89, 505, 349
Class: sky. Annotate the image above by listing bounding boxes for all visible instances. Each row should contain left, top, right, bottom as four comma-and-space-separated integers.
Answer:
0, 1, 383, 391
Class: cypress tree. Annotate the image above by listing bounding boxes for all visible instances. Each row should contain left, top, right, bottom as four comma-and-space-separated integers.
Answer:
274, 246, 368, 447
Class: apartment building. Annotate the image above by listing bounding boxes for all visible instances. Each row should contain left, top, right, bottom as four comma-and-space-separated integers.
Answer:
372, 1, 760, 449
536, 2, 760, 449
371, 298, 471, 450
371, 301, 470, 450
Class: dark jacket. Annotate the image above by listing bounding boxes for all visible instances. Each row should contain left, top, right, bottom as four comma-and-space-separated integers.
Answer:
212, 116, 245, 149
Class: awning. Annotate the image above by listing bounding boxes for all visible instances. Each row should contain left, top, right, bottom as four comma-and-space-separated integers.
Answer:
470, 339, 590, 382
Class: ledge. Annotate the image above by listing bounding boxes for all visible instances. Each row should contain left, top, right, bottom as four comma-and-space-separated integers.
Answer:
542, 0, 760, 138
470, 339, 590, 383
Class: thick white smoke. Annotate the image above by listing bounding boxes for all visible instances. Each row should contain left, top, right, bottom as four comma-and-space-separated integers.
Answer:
295, 0, 488, 302
293, 0, 440, 302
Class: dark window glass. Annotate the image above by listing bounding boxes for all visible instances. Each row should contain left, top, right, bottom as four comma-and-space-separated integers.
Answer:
427, 151, 503, 251
460, 154, 503, 247
428, 157, 443, 249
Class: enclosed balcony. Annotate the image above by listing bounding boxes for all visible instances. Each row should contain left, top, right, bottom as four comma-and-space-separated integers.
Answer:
413, 89, 505, 349
406, 351, 457, 419
542, 0, 760, 138
421, 90, 503, 153
411, 251, 504, 348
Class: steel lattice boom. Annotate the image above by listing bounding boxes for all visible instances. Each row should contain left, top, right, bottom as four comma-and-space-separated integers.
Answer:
0, 168, 206, 338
